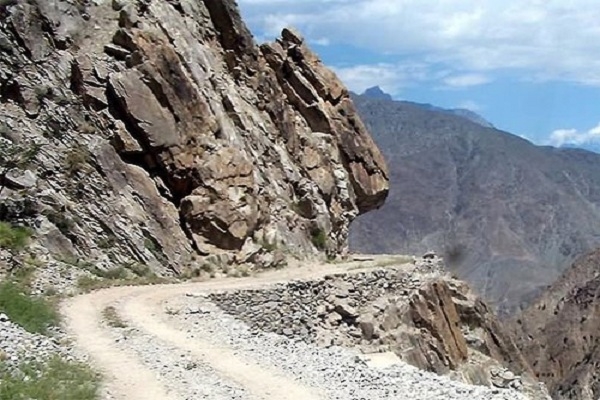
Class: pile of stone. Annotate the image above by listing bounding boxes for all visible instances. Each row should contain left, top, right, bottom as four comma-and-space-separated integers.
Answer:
209, 258, 442, 344
490, 368, 523, 391
208, 255, 550, 398
0, 313, 75, 370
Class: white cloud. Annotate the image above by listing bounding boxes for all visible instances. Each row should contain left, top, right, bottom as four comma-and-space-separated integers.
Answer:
238, 0, 600, 87
443, 74, 491, 88
312, 37, 331, 46
456, 100, 482, 112
548, 123, 600, 146
332, 62, 430, 95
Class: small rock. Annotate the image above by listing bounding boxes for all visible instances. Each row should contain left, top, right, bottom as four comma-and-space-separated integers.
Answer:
333, 300, 358, 319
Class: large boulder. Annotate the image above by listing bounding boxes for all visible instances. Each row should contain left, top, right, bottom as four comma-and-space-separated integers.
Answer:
0, 0, 388, 274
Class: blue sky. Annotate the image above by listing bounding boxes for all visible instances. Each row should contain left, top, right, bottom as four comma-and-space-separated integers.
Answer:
237, 0, 600, 149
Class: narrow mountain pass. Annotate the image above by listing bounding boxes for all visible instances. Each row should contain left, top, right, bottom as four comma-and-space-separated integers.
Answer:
61, 256, 529, 400
61, 257, 400, 400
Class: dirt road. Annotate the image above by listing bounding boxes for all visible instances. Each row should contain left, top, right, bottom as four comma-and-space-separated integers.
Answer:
61, 255, 407, 400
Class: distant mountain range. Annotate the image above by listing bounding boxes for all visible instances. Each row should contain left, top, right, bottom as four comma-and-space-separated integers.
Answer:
359, 86, 495, 128
350, 90, 600, 315
561, 142, 600, 154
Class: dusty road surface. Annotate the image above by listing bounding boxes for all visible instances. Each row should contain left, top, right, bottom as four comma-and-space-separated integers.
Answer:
61, 255, 408, 400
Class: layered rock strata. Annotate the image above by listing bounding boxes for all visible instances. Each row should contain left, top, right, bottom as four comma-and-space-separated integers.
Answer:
0, 0, 388, 276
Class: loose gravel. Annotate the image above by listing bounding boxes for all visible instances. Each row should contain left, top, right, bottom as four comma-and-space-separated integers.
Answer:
0, 313, 76, 369
105, 304, 259, 400
158, 294, 528, 400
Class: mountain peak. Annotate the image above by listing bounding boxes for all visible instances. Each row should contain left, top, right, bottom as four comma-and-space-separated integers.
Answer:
363, 86, 393, 101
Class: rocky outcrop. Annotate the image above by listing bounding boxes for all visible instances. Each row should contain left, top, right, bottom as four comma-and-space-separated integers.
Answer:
510, 248, 600, 400
209, 257, 549, 399
0, 0, 388, 277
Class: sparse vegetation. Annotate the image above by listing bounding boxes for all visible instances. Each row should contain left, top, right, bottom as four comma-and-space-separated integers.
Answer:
310, 228, 328, 250
97, 236, 116, 249
0, 357, 99, 400
200, 263, 214, 274
143, 237, 166, 262
0, 281, 59, 335
43, 286, 59, 297
78, 121, 96, 135
239, 265, 251, 277
226, 265, 252, 278
102, 306, 127, 328
64, 145, 91, 176
0, 222, 32, 251
93, 266, 128, 280
11, 265, 36, 288
34, 85, 53, 102
259, 239, 278, 252
56, 254, 94, 270
126, 262, 153, 278
45, 211, 76, 239
144, 238, 156, 251
76, 274, 170, 293
0, 139, 42, 195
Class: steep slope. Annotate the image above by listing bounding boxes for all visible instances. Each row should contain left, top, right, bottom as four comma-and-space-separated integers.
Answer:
349, 94, 600, 315
0, 0, 387, 279
510, 248, 600, 400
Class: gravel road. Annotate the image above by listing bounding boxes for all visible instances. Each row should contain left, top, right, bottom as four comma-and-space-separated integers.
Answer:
61, 256, 528, 400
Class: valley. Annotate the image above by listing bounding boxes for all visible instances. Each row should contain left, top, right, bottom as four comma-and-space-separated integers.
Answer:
0, 0, 598, 399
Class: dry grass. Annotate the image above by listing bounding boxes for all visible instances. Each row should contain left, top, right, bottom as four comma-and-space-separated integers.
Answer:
101, 306, 127, 328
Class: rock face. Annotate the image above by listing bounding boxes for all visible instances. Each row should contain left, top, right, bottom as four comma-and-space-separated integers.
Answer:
209, 257, 549, 399
350, 93, 600, 315
0, 0, 387, 275
510, 248, 600, 400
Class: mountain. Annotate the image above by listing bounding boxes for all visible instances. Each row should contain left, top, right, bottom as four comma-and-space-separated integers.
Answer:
510, 248, 600, 399
362, 86, 393, 101
360, 87, 494, 128
349, 93, 600, 315
0, 0, 388, 277
561, 143, 600, 154
449, 108, 495, 129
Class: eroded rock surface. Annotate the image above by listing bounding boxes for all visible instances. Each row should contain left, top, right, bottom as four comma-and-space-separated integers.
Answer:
0, 0, 388, 277
511, 248, 600, 400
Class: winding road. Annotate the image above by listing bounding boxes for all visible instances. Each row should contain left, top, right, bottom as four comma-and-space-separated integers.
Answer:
61, 255, 405, 400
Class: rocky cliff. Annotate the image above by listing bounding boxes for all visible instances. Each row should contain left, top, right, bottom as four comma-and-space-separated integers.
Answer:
510, 248, 600, 400
0, 0, 388, 279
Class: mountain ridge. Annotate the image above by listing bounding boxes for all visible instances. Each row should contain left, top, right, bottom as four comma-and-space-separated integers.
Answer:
359, 86, 495, 128
510, 247, 600, 399
349, 92, 600, 315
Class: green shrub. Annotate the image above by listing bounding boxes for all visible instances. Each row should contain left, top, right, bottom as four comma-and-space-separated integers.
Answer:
76, 274, 170, 292
0, 282, 59, 335
93, 266, 128, 280
126, 262, 152, 278
97, 236, 116, 249
0, 357, 99, 400
0, 222, 31, 251
144, 238, 161, 256
310, 228, 328, 250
